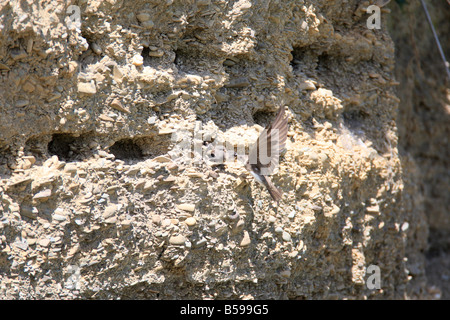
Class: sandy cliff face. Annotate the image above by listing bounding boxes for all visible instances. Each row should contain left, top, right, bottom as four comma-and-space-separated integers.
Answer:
388, 0, 449, 299
0, 0, 430, 299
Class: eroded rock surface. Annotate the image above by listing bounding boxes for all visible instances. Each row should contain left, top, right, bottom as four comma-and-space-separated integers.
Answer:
0, 0, 429, 299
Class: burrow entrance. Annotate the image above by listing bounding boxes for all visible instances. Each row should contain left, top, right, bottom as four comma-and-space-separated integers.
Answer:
109, 135, 172, 161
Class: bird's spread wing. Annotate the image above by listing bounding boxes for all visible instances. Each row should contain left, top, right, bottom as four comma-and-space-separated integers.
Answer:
267, 106, 288, 153
248, 106, 288, 174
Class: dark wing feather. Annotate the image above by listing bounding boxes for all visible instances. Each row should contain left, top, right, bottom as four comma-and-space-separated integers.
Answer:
247, 106, 288, 172
267, 106, 288, 152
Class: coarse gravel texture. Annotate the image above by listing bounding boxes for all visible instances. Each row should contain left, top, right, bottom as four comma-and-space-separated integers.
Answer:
0, 0, 443, 299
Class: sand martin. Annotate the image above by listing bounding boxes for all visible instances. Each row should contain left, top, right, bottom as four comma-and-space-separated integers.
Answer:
206, 106, 288, 202
245, 106, 288, 202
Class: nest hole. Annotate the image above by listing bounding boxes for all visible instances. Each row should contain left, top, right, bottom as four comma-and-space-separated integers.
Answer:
109, 138, 143, 160
252, 109, 277, 128
109, 136, 171, 161
48, 132, 95, 162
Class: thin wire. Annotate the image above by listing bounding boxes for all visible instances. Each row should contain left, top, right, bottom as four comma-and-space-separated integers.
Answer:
420, 0, 450, 81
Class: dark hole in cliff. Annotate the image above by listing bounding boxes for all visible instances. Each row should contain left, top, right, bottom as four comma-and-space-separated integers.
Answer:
173, 49, 182, 67
109, 138, 143, 161
173, 43, 206, 74
141, 46, 151, 66
109, 136, 171, 162
252, 109, 276, 128
290, 46, 322, 76
141, 46, 150, 57
290, 47, 306, 69
0, 143, 10, 166
48, 132, 95, 162
173, 48, 194, 71
317, 52, 332, 71
0, 143, 15, 176
48, 134, 77, 160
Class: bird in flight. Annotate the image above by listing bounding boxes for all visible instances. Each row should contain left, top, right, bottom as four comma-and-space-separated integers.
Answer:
245, 106, 288, 202
206, 106, 288, 202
